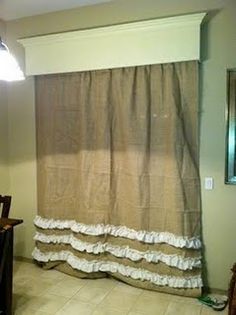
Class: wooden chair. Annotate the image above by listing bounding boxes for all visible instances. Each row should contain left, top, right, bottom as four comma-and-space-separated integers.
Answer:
0, 218, 22, 315
0, 224, 12, 315
0, 196, 12, 218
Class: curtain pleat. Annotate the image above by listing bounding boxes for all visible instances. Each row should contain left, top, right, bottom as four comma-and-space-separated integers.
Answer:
34, 62, 202, 297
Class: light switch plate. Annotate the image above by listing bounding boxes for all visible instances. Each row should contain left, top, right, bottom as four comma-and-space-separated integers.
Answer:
204, 177, 214, 190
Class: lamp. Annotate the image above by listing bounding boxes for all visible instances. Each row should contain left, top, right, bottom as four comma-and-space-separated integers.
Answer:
0, 37, 25, 82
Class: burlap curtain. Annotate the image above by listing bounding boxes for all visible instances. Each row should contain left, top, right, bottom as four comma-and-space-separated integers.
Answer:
33, 61, 202, 297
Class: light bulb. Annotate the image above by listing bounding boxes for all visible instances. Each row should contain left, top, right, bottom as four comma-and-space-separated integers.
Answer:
0, 38, 25, 82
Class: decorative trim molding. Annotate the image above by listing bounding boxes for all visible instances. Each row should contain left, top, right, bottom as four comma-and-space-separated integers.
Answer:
32, 247, 203, 288
18, 13, 206, 76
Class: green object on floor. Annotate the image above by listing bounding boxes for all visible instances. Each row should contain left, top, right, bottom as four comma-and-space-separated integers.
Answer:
198, 295, 228, 311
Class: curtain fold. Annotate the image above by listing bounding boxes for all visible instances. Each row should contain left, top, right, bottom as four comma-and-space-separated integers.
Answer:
34, 61, 202, 296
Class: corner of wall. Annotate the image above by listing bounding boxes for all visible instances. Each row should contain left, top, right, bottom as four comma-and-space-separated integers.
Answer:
0, 19, 10, 194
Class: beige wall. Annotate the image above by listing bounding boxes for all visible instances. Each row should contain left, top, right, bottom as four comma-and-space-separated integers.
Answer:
200, 0, 236, 291
4, 0, 236, 290
0, 19, 10, 194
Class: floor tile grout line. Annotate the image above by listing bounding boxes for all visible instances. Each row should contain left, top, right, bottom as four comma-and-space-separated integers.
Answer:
127, 292, 144, 314
69, 280, 113, 306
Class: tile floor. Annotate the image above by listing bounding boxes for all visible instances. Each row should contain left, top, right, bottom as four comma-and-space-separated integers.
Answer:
13, 261, 228, 315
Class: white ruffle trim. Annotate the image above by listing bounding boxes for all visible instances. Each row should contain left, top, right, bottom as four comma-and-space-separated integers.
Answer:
32, 247, 203, 289
34, 232, 201, 270
34, 216, 201, 249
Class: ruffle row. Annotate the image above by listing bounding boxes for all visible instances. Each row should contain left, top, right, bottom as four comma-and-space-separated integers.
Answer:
32, 247, 203, 289
34, 216, 201, 249
34, 232, 201, 271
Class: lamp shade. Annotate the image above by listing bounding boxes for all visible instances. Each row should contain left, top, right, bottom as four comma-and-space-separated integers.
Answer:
0, 37, 25, 82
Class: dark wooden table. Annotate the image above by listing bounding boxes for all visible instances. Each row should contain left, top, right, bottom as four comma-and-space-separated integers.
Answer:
0, 218, 23, 315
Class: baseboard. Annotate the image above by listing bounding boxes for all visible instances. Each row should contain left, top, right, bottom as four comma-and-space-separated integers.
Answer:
14, 256, 34, 264
206, 287, 228, 296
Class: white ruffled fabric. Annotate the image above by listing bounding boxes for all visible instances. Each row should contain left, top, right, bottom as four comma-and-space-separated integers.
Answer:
34, 216, 201, 249
32, 247, 203, 289
34, 232, 201, 270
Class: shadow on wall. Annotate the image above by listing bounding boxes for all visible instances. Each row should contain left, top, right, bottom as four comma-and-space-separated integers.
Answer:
6, 78, 36, 165
0, 81, 10, 192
